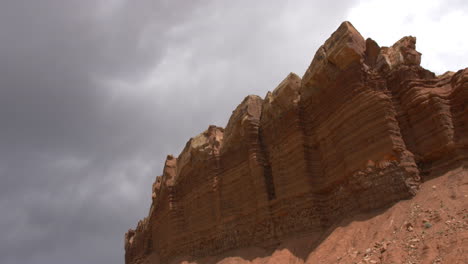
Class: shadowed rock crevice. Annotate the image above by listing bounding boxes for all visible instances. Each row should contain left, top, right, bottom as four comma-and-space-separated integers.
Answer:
124, 21, 468, 264
257, 126, 275, 201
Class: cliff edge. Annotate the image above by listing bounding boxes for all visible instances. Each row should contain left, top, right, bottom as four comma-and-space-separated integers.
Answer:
125, 21, 468, 264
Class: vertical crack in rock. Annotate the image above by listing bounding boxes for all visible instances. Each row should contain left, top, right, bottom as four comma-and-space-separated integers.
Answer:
257, 126, 276, 201
125, 21, 468, 264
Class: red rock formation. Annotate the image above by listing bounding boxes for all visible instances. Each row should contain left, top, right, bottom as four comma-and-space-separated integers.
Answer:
124, 21, 467, 264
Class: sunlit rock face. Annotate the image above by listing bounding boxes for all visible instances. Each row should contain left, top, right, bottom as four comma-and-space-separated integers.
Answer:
124, 21, 468, 264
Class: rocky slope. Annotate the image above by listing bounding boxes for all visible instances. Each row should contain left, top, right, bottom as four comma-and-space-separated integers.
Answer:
124, 21, 468, 264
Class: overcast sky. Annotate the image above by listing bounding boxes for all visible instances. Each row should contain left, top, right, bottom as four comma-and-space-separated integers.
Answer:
0, 0, 466, 263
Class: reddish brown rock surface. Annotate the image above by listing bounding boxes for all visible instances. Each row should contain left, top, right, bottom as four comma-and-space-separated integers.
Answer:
125, 21, 468, 264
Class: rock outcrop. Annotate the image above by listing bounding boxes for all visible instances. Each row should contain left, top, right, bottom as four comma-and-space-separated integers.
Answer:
125, 21, 468, 264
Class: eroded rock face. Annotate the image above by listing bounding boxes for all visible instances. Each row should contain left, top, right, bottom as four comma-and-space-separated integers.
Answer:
125, 21, 467, 264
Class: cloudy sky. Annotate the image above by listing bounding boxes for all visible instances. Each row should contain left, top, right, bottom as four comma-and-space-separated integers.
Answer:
0, 0, 466, 263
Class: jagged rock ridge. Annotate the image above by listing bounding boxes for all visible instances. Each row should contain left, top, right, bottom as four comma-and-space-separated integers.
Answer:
125, 21, 468, 264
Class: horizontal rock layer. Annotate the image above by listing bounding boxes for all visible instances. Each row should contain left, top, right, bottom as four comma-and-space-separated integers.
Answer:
125, 21, 468, 264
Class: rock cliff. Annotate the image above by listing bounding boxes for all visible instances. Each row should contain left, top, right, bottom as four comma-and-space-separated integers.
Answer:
124, 21, 468, 264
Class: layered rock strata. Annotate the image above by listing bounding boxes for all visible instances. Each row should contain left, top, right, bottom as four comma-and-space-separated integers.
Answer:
125, 21, 468, 264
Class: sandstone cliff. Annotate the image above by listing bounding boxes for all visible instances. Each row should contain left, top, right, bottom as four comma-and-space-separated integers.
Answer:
125, 21, 468, 264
